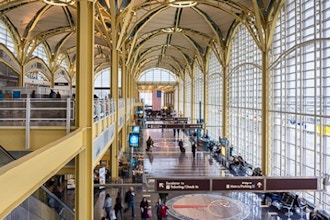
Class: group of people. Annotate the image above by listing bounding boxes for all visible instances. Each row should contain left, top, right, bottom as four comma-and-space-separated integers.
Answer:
102, 186, 169, 220
29, 89, 61, 98
178, 139, 196, 157
49, 89, 61, 98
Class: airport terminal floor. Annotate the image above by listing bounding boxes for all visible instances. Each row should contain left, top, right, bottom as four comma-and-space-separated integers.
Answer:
91, 128, 310, 220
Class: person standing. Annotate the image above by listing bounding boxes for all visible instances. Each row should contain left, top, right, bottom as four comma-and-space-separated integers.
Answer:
114, 191, 123, 220
49, 89, 56, 98
31, 90, 36, 98
103, 193, 112, 220
155, 198, 163, 220
192, 143, 197, 158
56, 91, 61, 98
160, 203, 169, 219
140, 197, 149, 220
124, 186, 136, 217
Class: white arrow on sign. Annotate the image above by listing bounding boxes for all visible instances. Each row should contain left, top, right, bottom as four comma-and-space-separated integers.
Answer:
159, 183, 164, 188
257, 182, 263, 188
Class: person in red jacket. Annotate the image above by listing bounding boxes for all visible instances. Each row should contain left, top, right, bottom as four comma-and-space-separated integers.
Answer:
160, 203, 169, 219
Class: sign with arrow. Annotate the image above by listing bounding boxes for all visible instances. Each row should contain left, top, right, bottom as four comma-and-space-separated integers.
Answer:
212, 178, 264, 191
156, 179, 210, 191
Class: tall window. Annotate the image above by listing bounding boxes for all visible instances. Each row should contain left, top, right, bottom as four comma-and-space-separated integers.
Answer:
185, 71, 192, 120
270, 0, 330, 210
32, 44, 49, 65
194, 62, 204, 124
94, 68, 111, 99
139, 68, 176, 107
0, 22, 16, 56
228, 24, 262, 168
207, 51, 223, 139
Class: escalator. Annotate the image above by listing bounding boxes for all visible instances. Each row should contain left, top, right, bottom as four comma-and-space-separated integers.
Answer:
0, 145, 75, 220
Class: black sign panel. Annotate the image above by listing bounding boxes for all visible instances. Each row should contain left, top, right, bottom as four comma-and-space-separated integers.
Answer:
146, 117, 188, 122
156, 179, 210, 191
213, 178, 264, 191
266, 177, 318, 191
185, 124, 203, 129
146, 123, 203, 129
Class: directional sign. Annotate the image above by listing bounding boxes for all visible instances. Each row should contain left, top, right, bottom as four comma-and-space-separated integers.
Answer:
146, 117, 188, 122
146, 123, 203, 129
213, 178, 264, 191
266, 177, 318, 191
156, 179, 210, 191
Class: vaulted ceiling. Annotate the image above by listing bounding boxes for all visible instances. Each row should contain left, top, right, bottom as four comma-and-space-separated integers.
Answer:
0, 0, 280, 92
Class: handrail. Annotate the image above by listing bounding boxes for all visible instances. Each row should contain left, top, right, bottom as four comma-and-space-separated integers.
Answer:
0, 145, 75, 219
0, 128, 86, 218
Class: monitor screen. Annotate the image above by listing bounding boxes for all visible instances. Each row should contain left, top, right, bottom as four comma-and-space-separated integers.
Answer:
221, 139, 227, 146
137, 110, 144, 115
129, 133, 139, 147
132, 126, 140, 133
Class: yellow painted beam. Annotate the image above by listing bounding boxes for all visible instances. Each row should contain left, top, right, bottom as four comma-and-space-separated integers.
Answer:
76, 0, 95, 219
0, 128, 86, 218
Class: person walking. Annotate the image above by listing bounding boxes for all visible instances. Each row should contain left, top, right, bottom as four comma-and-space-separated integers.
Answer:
114, 191, 123, 220
140, 197, 149, 220
192, 143, 197, 158
146, 136, 153, 152
103, 193, 112, 220
178, 139, 185, 153
124, 186, 136, 217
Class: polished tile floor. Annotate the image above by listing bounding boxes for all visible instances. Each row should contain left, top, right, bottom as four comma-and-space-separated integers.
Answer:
93, 128, 308, 220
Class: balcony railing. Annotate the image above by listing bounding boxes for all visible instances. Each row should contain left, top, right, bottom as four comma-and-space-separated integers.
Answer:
0, 98, 117, 127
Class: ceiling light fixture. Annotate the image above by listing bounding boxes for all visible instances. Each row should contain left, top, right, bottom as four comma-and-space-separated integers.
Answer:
168, 0, 197, 8
161, 27, 183, 33
43, 0, 75, 6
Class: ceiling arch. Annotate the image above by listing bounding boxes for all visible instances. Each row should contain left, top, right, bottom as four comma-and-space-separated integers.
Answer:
0, 0, 278, 91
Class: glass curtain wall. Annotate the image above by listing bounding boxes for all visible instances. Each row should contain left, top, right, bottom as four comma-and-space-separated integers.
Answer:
94, 68, 111, 99
194, 62, 204, 124
0, 22, 16, 56
185, 71, 192, 121
178, 79, 184, 116
207, 51, 223, 139
228, 25, 262, 167
270, 0, 330, 210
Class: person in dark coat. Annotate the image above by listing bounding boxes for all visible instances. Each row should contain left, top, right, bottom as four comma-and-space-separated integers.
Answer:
192, 143, 197, 158
124, 186, 136, 217
114, 191, 123, 220
140, 197, 149, 220
49, 89, 56, 98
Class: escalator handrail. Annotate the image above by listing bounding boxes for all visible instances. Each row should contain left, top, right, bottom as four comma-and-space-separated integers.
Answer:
0, 145, 75, 217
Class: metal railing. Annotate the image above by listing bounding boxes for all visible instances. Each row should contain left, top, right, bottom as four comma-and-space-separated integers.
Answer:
0, 98, 117, 126
0, 145, 75, 220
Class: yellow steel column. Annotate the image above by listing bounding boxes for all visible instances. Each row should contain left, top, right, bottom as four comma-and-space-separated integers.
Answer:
177, 85, 180, 113
183, 73, 186, 116
121, 47, 128, 151
76, 0, 94, 219
110, 0, 119, 179
19, 66, 24, 87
